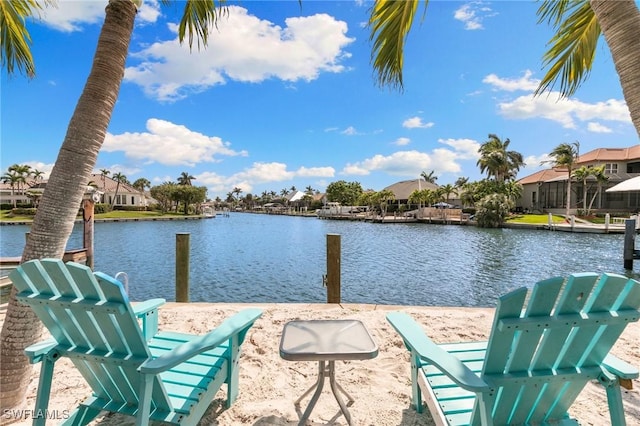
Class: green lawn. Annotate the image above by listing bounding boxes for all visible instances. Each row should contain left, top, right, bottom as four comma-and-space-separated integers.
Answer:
506, 214, 567, 224
0, 210, 200, 222
95, 211, 197, 219
0, 211, 34, 222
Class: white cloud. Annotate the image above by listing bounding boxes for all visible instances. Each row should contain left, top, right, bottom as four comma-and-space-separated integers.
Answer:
402, 117, 435, 129
341, 126, 361, 136
483, 70, 540, 92
25, 162, 54, 179
587, 122, 613, 133
296, 166, 335, 177
197, 162, 334, 195
438, 138, 481, 160
37, 0, 160, 32
454, 2, 496, 30
498, 94, 631, 129
394, 137, 411, 146
103, 118, 248, 166
100, 164, 142, 177
521, 154, 553, 174
124, 6, 354, 101
341, 150, 461, 177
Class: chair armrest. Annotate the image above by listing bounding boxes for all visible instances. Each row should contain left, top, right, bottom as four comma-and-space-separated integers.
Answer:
132, 298, 166, 317
603, 354, 639, 379
387, 312, 490, 393
139, 308, 262, 375
24, 338, 58, 364
132, 298, 166, 340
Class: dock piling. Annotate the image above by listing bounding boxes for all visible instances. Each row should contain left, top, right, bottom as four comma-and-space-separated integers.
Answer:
176, 233, 190, 302
623, 219, 637, 270
326, 234, 341, 303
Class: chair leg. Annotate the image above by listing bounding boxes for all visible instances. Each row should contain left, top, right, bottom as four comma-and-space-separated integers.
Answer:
32, 353, 58, 426
600, 370, 627, 426
410, 353, 423, 413
226, 336, 240, 408
136, 374, 154, 426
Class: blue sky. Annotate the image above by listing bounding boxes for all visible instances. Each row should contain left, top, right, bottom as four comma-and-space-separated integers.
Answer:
1, 0, 637, 199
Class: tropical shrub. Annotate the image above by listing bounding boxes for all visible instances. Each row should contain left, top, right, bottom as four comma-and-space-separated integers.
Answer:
10, 208, 37, 216
475, 193, 514, 228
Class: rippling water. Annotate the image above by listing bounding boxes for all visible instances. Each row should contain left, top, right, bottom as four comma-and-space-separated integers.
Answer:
1, 213, 637, 307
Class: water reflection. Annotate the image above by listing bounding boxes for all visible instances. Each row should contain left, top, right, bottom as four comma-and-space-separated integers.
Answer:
1, 214, 637, 307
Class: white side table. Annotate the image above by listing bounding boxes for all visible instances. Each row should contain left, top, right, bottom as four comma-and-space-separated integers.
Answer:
279, 319, 379, 425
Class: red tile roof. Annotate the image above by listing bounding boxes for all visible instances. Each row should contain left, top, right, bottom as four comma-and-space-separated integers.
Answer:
518, 168, 567, 184
578, 145, 640, 163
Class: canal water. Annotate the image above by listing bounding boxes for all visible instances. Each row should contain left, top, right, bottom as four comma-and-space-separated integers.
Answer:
1, 213, 636, 307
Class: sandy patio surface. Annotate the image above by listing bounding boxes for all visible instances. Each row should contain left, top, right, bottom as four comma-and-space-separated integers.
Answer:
1, 302, 638, 425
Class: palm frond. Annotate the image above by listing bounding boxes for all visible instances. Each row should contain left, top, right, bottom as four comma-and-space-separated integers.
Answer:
368, 0, 422, 90
0, 0, 55, 77
178, 0, 228, 50
535, 0, 600, 98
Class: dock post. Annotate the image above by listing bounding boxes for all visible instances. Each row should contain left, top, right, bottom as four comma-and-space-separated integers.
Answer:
82, 199, 95, 269
326, 234, 341, 303
176, 233, 190, 302
604, 213, 610, 233
623, 219, 636, 269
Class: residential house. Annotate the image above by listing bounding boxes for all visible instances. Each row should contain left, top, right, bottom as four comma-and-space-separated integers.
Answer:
517, 145, 640, 214
0, 174, 152, 210
383, 179, 440, 204
92, 174, 152, 208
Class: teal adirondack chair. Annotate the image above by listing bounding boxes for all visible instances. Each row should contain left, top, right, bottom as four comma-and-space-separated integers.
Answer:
387, 272, 640, 425
9, 259, 263, 426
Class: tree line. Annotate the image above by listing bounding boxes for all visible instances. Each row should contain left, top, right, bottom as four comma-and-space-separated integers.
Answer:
322, 135, 600, 228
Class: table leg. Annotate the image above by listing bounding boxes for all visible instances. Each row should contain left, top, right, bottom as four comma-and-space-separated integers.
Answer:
295, 360, 355, 426
296, 361, 326, 426
328, 360, 354, 425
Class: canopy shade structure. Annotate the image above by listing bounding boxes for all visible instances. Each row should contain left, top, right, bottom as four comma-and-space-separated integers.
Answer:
606, 176, 640, 192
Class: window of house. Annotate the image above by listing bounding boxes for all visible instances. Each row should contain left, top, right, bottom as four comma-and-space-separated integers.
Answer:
131, 196, 135, 205
531, 192, 537, 204
627, 162, 640, 173
604, 163, 618, 174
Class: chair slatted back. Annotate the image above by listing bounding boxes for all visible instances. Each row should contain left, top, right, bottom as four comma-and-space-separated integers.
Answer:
11, 259, 172, 412
471, 273, 640, 425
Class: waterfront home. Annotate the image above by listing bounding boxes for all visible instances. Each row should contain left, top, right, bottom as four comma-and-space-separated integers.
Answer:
0, 174, 153, 210
518, 144, 640, 214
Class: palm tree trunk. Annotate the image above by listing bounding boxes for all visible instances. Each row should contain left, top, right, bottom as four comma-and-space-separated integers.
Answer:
566, 174, 572, 218
590, 0, 640, 137
0, 0, 136, 409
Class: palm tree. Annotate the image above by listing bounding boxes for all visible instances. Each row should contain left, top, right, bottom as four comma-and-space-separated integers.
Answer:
132, 177, 151, 192
572, 165, 592, 214
536, 1, 640, 137
99, 168, 110, 196
111, 172, 127, 208
30, 169, 45, 187
232, 187, 243, 207
367, 1, 640, 138
375, 189, 395, 217
1, 171, 20, 208
587, 165, 608, 213
1, 1, 229, 407
439, 184, 457, 205
421, 170, 438, 184
177, 171, 195, 186
546, 141, 580, 218
477, 135, 524, 183
8, 164, 32, 202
